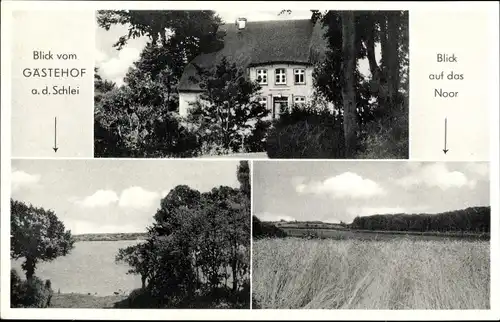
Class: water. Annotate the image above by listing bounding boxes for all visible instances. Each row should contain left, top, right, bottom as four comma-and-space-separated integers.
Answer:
11, 240, 143, 296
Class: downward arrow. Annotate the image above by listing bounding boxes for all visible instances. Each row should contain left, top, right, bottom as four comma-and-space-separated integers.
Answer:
53, 117, 58, 153
443, 117, 448, 154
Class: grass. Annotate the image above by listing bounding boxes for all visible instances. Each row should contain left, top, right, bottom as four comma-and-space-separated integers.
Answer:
252, 238, 489, 309
50, 293, 128, 308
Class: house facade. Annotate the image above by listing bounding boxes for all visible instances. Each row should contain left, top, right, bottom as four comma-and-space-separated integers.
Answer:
177, 18, 327, 118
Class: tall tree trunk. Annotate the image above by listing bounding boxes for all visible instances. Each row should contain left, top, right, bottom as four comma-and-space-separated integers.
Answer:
24, 257, 36, 280
386, 12, 401, 110
341, 11, 358, 158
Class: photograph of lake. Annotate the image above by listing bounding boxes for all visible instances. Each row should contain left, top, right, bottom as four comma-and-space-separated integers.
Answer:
10, 159, 251, 309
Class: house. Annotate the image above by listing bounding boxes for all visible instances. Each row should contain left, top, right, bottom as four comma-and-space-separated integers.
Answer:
177, 18, 328, 118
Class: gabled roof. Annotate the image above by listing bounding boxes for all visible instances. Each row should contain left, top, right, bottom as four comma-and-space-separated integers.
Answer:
178, 19, 328, 92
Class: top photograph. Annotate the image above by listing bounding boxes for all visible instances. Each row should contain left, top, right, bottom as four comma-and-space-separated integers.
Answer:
94, 9, 409, 159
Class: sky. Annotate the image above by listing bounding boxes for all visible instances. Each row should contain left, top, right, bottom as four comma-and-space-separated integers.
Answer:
95, 9, 374, 86
11, 160, 241, 234
253, 161, 490, 224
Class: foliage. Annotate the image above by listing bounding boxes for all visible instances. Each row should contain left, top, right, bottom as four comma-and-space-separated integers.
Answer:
94, 53, 201, 158
311, 10, 409, 158
266, 104, 345, 158
252, 216, 288, 239
95, 10, 225, 157
357, 99, 409, 159
187, 57, 270, 154
96, 10, 224, 71
116, 163, 250, 308
350, 206, 491, 233
237, 161, 251, 200
11, 269, 53, 308
10, 199, 75, 280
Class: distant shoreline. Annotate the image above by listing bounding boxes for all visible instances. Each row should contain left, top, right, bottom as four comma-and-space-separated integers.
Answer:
73, 232, 147, 242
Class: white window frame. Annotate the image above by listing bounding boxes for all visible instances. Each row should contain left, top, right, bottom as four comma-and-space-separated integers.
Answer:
275, 68, 287, 85
258, 97, 268, 109
256, 69, 268, 85
294, 96, 306, 105
294, 69, 306, 84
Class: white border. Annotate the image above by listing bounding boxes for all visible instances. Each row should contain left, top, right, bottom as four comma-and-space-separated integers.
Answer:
1, 1, 499, 320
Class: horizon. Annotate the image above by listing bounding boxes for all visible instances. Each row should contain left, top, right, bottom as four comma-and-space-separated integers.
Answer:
253, 161, 490, 224
257, 204, 491, 224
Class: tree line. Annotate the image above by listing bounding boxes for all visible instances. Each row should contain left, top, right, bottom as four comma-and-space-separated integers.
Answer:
350, 206, 490, 233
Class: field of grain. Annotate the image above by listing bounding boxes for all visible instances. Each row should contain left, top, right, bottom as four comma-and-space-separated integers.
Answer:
252, 238, 490, 309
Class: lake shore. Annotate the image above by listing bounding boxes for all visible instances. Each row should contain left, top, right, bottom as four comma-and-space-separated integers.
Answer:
50, 293, 128, 308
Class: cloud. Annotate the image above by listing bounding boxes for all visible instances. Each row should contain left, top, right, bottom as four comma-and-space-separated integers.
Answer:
255, 212, 295, 222
97, 47, 141, 86
76, 190, 119, 208
75, 186, 161, 209
295, 172, 386, 199
12, 169, 41, 192
465, 163, 489, 177
396, 163, 475, 190
118, 186, 160, 209
346, 205, 430, 218
95, 48, 108, 64
347, 207, 407, 217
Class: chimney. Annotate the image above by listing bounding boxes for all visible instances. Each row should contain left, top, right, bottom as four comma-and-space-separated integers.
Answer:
236, 17, 247, 30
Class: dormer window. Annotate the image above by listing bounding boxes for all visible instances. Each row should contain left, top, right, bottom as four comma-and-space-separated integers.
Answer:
275, 68, 286, 85
294, 69, 305, 84
256, 69, 267, 84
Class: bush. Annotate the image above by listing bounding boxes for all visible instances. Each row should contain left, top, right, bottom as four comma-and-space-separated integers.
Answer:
126, 288, 160, 308
244, 119, 271, 153
11, 270, 53, 308
252, 216, 288, 239
266, 104, 345, 158
357, 98, 409, 159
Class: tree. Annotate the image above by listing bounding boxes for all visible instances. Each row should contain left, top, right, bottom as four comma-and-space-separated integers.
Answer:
115, 163, 251, 308
95, 10, 226, 158
115, 242, 153, 289
96, 10, 224, 80
237, 161, 250, 200
311, 10, 409, 157
10, 199, 75, 280
188, 57, 269, 153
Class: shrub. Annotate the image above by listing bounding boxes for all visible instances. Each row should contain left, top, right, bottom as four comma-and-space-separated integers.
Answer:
357, 98, 409, 159
126, 288, 160, 308
266, 104, 345, 158
245, 119, 272, 153
252, 216, 288, 239
11, 271, 53, 308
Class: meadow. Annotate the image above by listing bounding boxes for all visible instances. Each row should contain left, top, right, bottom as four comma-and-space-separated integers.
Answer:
252, 238, 490, 309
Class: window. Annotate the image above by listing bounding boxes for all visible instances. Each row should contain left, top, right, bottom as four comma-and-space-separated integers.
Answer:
275, 68, 286, 85
256, 69, 267, 84
294, 96, 306, 105
258, 97, 268, 109
294, 69, 305, 84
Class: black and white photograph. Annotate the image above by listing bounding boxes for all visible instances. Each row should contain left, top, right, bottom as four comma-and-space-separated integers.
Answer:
94, 10, 409, 159
10, 159, 251, 309
252, 161, 490, 309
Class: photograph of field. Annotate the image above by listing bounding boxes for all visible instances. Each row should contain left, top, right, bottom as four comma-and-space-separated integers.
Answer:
252, 161, 490, 309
